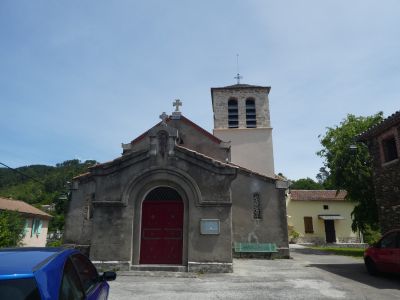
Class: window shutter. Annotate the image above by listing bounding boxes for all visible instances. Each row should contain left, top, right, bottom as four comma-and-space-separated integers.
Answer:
37, 220, 43, 235
23, 219, 29, 236
304, 217, 314, 233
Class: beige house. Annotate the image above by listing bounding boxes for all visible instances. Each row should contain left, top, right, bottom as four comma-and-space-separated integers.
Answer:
0, 197, 52, 247
286, 190, 361, 244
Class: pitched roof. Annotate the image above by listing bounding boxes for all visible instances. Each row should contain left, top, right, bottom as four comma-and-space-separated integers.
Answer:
290, 190, 347, 201
0, 197, 52, 219
129, 115, 222, 145
357, 110, 400, 141
211, 83, 271, 93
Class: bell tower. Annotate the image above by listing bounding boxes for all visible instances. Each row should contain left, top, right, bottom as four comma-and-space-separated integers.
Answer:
211, 83, 275, 177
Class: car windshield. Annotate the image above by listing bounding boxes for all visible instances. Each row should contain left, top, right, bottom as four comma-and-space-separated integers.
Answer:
0, 278, 41, 300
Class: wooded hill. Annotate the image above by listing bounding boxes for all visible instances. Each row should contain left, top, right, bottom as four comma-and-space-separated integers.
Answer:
0, 159, 96, 233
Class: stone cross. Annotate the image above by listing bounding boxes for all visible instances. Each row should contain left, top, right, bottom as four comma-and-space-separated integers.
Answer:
173, 99, 182, 112
159, 112, 168, 125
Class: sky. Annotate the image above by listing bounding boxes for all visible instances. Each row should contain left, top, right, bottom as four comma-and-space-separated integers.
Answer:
1, 1, 399, 180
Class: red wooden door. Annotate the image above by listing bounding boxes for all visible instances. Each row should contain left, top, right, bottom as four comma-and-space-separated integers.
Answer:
140, 200, 183, 264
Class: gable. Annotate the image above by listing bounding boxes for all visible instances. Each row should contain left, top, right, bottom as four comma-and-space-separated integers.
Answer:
123, 115, 230, 162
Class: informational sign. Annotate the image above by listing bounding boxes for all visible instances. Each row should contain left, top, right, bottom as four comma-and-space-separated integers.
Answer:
200, 219, 220, 235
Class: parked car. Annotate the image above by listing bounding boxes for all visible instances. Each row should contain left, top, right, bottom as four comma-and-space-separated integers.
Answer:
0, 247, 116, 300
364, 229, 400, 275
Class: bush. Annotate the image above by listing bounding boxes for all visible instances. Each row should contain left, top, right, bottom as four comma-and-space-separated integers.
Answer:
363, 225, 381, 245
0, 210, 25, 247
288, 229, 300, 243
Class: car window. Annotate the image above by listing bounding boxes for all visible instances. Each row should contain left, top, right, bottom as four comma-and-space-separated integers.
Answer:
380, 232, 397, 249
59, 258, 85, 300
0, 278, 40, 300
70, 254, 99, 294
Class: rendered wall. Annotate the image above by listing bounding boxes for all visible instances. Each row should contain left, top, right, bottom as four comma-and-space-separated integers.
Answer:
21, 217, 49, 247
214, 128, 275, 177
286, 198, 360, 243
231, 171, 289, 257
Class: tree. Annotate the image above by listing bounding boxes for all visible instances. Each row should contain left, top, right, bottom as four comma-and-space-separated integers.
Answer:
317, 113, 384, 233
290, 178, 324, 190
0, 210, 25, 247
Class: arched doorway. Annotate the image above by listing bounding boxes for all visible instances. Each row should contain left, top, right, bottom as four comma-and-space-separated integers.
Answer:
140, 187, 184, 264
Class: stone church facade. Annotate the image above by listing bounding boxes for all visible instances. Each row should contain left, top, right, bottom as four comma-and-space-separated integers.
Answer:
64, 83, 289, 272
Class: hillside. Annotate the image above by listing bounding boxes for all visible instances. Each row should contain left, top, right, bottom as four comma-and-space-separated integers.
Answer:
0, 159, 97, 234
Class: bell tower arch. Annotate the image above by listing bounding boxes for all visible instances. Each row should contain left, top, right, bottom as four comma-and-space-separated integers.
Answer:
211, 84, 275, 177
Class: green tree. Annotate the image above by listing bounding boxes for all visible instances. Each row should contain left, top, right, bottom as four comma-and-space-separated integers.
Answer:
0, 210, 25, 247
317, 113, 384, 233
290, 177, 324, 190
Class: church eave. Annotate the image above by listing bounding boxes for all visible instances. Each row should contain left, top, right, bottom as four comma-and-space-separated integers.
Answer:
228, 162, 278, 182
176, 145, 237, 174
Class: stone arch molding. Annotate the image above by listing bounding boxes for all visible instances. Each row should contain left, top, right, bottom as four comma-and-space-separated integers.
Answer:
121, 166, 202, 207
124, 166, 201, 266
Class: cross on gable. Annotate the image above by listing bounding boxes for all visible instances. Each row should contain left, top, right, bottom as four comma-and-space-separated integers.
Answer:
173, 99, 182, 112
159, 112, 168, 124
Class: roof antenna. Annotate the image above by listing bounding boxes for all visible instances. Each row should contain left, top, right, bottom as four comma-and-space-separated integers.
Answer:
234, 54, 242, 84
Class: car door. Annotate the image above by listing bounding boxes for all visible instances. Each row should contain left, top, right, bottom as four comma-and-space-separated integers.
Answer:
395, 232, 400, 273
70, 253, 109, 300
375, 231, 398, 273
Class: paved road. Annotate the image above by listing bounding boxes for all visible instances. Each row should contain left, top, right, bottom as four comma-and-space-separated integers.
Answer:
108, 248, 400, 299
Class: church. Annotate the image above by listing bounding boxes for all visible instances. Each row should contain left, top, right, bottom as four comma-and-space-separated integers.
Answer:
64, 83, 289, 273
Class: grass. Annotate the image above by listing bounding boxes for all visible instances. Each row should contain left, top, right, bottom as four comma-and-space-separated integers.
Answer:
310, 247, 365, 258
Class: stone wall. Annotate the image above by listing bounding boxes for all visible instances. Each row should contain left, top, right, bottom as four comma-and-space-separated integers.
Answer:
368, 125, 400, 233
212, 87, 271, 129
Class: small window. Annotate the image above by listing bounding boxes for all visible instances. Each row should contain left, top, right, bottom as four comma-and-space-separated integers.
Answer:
304, 217, 314, 233
246, 98, 256, 128
323, 205, 329, 210
253, 193, 262, 219
31, 218, 42, 237
382, 136, 398, 163
59, 258, 85, 300
228, 98, 238, 128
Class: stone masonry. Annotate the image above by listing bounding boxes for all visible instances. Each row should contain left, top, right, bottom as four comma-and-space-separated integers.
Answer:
358, 111, 400, 233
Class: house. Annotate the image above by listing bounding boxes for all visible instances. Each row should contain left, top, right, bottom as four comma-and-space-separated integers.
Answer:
286, 190, 361, 244
357, 110, 400, 233
64, 83, 289, 273
0, 197, 52, 247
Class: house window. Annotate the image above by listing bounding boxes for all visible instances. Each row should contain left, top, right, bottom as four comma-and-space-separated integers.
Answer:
253, 193, 262, 219
304, 216, 314, 233
246, 98, 257, 128
323, 205, 329, 210
31, 218, 42, 237
228, 98, 238, 128
382, 136, 398, 163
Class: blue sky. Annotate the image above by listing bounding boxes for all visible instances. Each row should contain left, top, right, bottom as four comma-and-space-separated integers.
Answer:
1, 1, 399, 180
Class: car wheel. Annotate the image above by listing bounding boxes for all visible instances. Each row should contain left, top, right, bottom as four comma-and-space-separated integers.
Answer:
365, 257, 379, 276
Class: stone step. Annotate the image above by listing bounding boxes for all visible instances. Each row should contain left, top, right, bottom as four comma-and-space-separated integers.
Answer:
130, 264, 188, 272
118, 270, 196, 278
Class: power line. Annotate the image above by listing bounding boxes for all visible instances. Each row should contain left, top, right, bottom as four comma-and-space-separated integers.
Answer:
0, 162, 45, 185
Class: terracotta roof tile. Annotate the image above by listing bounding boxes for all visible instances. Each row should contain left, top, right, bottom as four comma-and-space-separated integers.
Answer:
357, 110, 400, 141
0, 197, 52, 218
290, 190, 347, 201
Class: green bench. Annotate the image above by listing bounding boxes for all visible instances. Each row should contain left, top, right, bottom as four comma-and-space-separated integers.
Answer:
234, 242, 278, 258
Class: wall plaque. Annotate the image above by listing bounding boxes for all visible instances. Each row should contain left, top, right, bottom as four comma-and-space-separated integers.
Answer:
200, 219, 220, 235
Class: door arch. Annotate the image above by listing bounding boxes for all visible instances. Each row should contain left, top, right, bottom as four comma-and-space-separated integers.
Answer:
139, 187, 184, 264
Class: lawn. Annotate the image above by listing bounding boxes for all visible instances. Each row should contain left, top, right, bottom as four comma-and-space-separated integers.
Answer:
310, 247, 365, 258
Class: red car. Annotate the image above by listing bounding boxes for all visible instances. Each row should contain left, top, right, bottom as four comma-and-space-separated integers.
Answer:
364, 229, 400, 275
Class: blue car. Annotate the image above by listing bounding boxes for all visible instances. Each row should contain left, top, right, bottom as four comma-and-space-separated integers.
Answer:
0, 247, 116, 300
